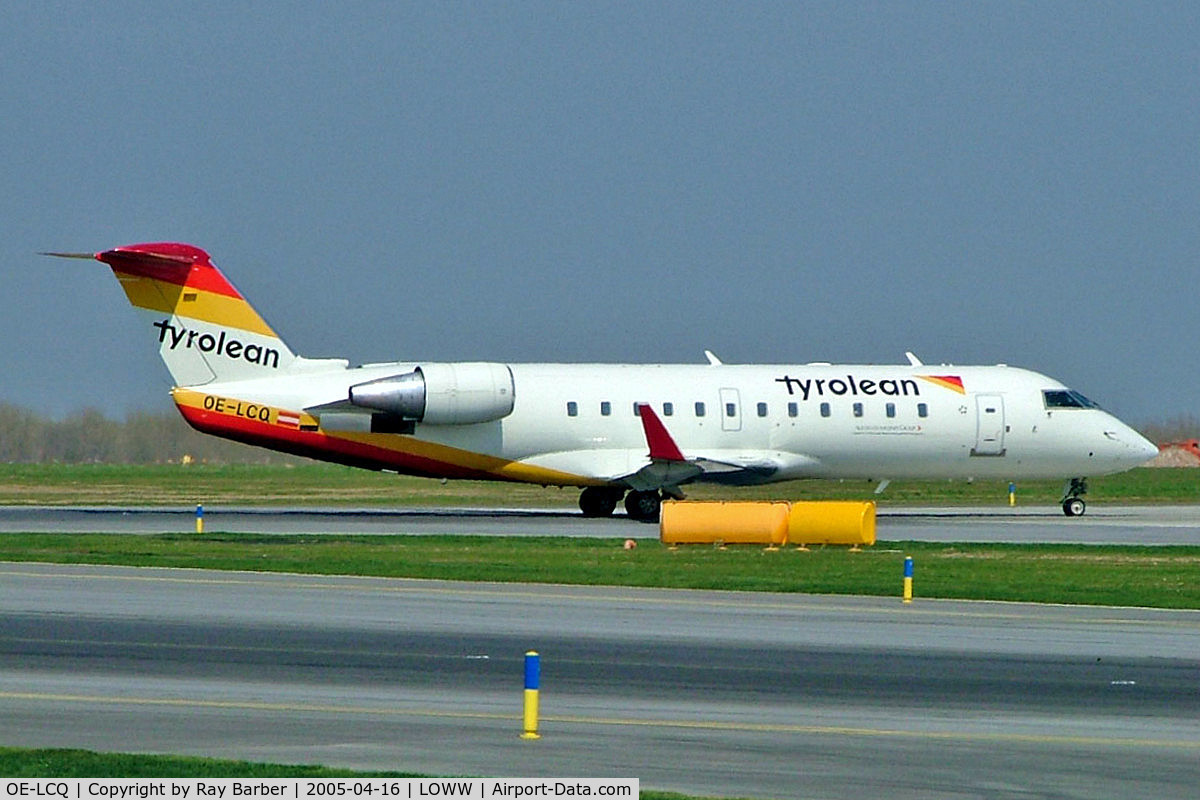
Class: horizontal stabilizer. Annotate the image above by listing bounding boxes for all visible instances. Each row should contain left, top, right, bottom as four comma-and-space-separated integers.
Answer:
40, 251, 95, 260
95, 243, 216, 287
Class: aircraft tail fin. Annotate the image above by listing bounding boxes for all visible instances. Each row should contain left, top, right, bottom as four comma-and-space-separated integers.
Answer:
88, 243, 297, 386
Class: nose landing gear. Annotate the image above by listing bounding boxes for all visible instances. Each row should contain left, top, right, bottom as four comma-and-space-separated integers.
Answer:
1061, 477, 1088, 517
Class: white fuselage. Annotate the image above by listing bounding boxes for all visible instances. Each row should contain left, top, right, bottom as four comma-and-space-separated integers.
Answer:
195, 360, 1157, 487
79, 242, 1157, 517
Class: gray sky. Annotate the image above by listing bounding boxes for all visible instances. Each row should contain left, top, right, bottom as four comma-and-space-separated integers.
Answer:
3, 2, 1197, 425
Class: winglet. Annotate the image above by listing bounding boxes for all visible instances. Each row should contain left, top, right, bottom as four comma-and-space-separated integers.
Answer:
637, 404, 686, 462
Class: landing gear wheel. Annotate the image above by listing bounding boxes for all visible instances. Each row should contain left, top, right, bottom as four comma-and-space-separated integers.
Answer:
1061, 477, 1088, 517
624, 490, 662, 523
579, 486, 622, 517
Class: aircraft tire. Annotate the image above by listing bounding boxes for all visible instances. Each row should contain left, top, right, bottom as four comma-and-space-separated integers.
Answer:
624, 490, 662, 523
1062, 497, 1086, 517
579, 486, 621, 517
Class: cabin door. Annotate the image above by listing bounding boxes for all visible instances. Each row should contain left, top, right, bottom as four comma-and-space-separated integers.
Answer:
972, 394, 1006, 456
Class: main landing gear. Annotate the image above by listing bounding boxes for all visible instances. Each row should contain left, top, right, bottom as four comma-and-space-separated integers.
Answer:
579, 486, 624, 518
1061, 477, 1088, 517
623, 490, 662, 523
578, 487, 662, 523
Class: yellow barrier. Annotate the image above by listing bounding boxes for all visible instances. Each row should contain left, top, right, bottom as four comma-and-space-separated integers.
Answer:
659, 500, 876, 548
660, 501, 789, 546
788, 501, 876, 547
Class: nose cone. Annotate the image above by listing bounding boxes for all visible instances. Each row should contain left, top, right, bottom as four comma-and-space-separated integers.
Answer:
1132, 431, 1160, 465
1109, 422, 1159, 469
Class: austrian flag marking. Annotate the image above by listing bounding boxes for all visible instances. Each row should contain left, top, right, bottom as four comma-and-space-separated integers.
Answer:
276, 411, 301, 428
920, 375, 966, 394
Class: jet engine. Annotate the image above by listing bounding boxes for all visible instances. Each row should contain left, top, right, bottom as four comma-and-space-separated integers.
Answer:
348, 362, 515, 425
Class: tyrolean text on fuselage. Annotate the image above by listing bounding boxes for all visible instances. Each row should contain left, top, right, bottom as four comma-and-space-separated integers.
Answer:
775, 374, 919, 401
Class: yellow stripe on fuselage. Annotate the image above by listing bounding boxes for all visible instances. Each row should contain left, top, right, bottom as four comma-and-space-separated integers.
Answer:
171, 388, 601, 488
115, 272, 277, 338
334, 430, 603, 486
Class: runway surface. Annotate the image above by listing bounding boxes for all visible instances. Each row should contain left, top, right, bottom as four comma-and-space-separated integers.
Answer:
2, 504, 1200, 544
2, 562, 1199, 798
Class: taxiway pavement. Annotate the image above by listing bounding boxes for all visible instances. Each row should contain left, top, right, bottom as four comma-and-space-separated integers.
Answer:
2, 504, 1199, 544
2, 562, 1198, 798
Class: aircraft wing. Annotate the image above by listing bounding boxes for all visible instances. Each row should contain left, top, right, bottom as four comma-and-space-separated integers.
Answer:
618, 404, 811, 491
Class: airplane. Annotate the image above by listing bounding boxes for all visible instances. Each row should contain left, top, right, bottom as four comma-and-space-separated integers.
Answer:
46, 242, 1157, 521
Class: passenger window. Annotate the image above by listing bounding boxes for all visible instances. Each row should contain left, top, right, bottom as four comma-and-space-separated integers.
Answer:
633, 403, 642, 416
853, 403, 863, 418
567, 401, 578, 417
600, 401, 611, 417
756, 402, 767, 417
695, 402, 706, 417
725, 402, 737, 418
820, 402, 831, 418
886, 403, 896, 418
787, 402, 798, 418
918, 403, 928, 418
663, 402, 674, 417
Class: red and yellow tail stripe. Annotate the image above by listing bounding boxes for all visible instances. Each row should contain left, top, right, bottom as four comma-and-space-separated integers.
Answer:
97, 243, 277, 338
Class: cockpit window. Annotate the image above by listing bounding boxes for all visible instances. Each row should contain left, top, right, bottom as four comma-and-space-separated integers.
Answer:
1043, 389, 1101, 410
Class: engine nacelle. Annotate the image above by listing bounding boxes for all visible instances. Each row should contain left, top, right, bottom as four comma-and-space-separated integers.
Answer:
348, 362, 515, 425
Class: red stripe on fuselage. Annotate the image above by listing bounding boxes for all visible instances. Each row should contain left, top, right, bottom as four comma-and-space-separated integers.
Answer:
176, 403, 514, 482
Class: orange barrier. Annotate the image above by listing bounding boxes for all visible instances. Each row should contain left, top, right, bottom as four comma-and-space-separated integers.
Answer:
660, 500, 875, 548
787, 501, 875, 547
660, 501, 789, 546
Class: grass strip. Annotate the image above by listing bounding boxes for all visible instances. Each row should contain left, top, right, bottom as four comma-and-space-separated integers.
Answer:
0, 747, 403, 778
0, 748, 707, 800
0, 464, 1196, 507
2, 533, 1199, 608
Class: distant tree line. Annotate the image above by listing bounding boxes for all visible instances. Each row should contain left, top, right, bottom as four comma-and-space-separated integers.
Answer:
1139, 414, 1200, 445
0, 403, 307, 464
0, 402, 1194, 464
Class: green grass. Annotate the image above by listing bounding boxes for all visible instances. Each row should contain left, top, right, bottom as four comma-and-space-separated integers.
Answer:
0, 463, 1197, 507
3, 533, 1200, 608
2, 467, 1196, 792
0, 749, 706, 799
0, 748, 407, 778
2, 462, 1197, 606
